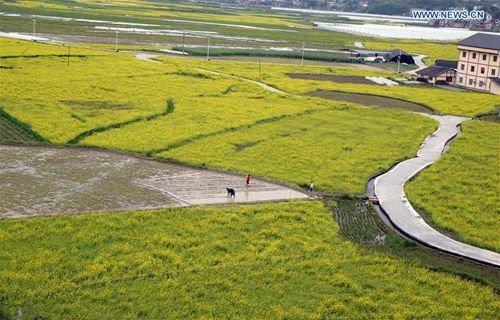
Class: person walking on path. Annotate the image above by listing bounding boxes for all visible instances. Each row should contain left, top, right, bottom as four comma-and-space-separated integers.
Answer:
310, 180, 314, 192
245, 174, 251, 187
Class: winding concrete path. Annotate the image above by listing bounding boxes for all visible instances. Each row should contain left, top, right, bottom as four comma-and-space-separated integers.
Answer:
374, 115, 500, 267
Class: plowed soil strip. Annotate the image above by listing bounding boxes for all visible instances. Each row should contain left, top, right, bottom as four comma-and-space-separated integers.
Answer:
309, 90, 433, 114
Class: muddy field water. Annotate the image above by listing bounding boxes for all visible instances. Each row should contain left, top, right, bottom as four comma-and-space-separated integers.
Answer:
0, 146, 308, 218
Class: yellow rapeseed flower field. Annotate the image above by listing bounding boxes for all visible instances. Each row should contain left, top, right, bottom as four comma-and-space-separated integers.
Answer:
1, 37, 437, 195
0, 201, 498, 318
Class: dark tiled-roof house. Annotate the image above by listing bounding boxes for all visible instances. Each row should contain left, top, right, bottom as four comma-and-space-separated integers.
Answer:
416, 65, 456, 85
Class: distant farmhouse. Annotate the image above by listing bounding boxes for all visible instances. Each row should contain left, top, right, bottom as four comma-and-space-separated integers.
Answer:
416, 33, 500, 95
416, 60, 457, 85
456, 33, 500, 95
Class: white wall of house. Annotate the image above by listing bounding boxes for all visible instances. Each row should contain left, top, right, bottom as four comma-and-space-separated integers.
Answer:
456, 45, 500, 94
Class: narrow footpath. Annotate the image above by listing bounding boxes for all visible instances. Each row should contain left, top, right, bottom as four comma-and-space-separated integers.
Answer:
135, 53, 286, 94
406, 54, 427, 75
374, 115, 500, 267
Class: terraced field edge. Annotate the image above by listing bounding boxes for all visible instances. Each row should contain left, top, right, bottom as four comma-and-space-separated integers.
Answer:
0, 108, 48, 144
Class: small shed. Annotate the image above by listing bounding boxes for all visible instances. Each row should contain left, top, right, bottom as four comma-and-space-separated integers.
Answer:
416, 66, 456, 85
389, 49, 415, 65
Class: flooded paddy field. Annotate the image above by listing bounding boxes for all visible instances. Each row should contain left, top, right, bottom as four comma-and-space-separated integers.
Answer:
0, 145, 308, 218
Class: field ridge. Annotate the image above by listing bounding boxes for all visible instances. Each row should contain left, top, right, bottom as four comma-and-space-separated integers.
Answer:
146, 108, 324, 156
0, 108, 48, 144
67, 99, 175, 144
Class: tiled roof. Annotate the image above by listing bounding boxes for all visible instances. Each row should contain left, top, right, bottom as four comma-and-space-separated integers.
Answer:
416, 66, 454, 76
458, 33, 500, 51
435, 60, 458, 69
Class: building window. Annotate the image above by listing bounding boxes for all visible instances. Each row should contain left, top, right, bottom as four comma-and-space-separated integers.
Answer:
462, 51, 466, 58
480, 67, 485, 74
482, 54, 487, 61
470, 65, 475, 72
494, 56, 498, 62
493, 69, 497, 76
429, 76, 433, 81
459, 77, 463, 83
469, 79, 474, 86
478, 81, 484, 87
460, 64, 465, 71
472, 52, 477, 59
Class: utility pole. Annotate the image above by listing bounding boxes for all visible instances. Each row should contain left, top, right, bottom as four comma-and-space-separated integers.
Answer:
32, 19, 36, 37
301, 42, 305, 66
397, 49, 401, 73
115, 30, 119, 52
258, 58, 262, 80
207, 37, 210, 61
17, 306, 21, 320
182, 30, 185, 55
67, 46, 71, 66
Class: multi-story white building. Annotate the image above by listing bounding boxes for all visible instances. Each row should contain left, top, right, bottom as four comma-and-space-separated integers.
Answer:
456, 33, 500, 95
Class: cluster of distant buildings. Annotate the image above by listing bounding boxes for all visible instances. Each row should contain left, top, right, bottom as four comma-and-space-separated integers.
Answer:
429, 9, 499, 31
416, 33, 500, 95
221, 1, 499, 31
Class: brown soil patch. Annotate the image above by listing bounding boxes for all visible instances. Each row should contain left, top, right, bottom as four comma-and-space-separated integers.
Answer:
287, 73, 377, 85
309, 90, 433, 114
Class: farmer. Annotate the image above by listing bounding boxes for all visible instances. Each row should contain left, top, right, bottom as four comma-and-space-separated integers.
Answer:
310, 180, 314, 192
245, 174, 251, 186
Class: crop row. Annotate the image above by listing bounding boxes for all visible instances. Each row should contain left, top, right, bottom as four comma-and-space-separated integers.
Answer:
174, 47, 361, 63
